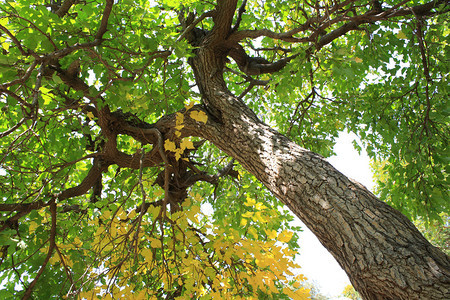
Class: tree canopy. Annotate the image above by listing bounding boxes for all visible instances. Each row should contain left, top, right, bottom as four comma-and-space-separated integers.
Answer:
0, 0, 448, 299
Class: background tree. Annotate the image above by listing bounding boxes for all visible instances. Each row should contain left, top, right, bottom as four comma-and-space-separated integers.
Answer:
0, 0, 449, 299
342, 284, 362, 300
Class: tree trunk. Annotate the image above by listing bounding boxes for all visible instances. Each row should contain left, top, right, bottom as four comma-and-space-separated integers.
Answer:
188, 48, 450, 299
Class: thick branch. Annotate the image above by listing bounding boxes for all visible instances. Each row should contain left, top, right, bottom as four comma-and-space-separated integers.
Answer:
96, 0, 114, 40
57, 158, 109, 201
0, 201, 47, 212
229, 26, 313, 43
228, 44, 298, 76
210, 0, 238, 43
55, 0, 77, 18
177, 11, 216, 42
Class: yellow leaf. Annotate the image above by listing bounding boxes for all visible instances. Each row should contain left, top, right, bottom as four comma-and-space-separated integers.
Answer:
150, 239, 161, 248
174, 151, 181, 161
185, 101, 195, 111
2, 42, 10, 51
190, 205, 200, 215
49, 254, 59, 265
74, 237, 83, 246
148, 206, 161, 221
248, 227, 258, 239
154, 188, 164, 197
190, 110, 208, 124
39, 87, 52, 105
265, 229, 277, 239
110, 225, 117, 237
182, 198, 191, 208
102, 210, 111, 220
180, 138, 194, 151
0, 18, 9, 27
134, 290, 147, 300
261, 74, 270, 81
278, 230, 294, 243
396, 30, 407, 39
29, 221, 38, 233
255, 202, 267, 211
353, 57, 363, 63
164, 139, 177, 152
128, 210, 136, 219
86, 111, 95, 120
191, 193, 203, 202
117, 207, 126, 219
242, 211, 253, 218
244, 197, 256, 206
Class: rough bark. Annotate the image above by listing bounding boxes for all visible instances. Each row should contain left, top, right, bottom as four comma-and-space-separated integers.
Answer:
185, 42, 450, 299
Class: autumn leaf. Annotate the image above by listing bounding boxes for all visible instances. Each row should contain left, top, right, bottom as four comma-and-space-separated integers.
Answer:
39, 87, 52, 105
278, 230, 294, 243
396, 30, 407, 39
185, 101, 195, 111
164, 139, 176, 152
190, 110, 208, 123
86, 111, 95, 120
265, 229, 277, 239
150, 238, 162, 248
180, 138, 195, 151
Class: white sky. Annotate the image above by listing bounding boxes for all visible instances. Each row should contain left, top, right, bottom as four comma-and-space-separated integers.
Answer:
294, 131, 374, 297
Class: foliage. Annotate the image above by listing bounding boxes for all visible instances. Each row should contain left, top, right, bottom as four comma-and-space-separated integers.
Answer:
342, 284, 361, 300
414, 213, 450, 255
0, 0, 448, 298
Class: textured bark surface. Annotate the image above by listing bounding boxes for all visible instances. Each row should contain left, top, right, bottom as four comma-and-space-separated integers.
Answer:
185, 44, 450, 299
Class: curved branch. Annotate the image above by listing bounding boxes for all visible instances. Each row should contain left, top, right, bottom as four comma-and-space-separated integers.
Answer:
55, 0, 77, 18
0, 88, 32, 108
228, 44, 299, 76
315, 0, 447, 49
231, 0, 247, 33
0, 60, 38, 90
0, 117, 29, 138
96, 0, 114, 40
228, 0, 447, 49
57, 158, 110, 201
229, 25, 313, 43
0, 24, 30, 57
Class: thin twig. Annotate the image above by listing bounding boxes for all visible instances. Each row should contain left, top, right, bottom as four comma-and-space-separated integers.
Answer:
231, 0, 247, 32
0, 117, 29, 138
133, 147, 147, 260
22, 198, 57, 300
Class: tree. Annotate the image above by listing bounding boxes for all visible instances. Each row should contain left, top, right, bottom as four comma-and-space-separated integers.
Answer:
0, 0, 449, 299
